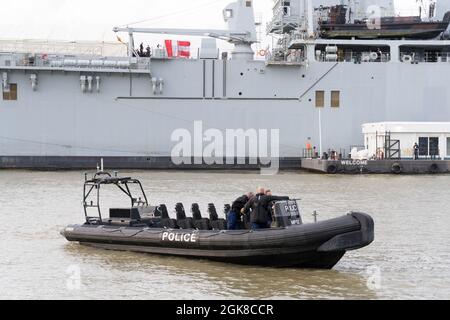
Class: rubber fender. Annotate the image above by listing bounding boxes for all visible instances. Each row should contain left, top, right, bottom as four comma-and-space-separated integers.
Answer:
327, 164, 338, 174
429, 163, 439, 174
391, 163, 403, 174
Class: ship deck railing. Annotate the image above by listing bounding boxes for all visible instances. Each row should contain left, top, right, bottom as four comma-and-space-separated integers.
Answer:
0, 52, 152, 71
400, 51, 450, 63
316, 51, 391, 63
265, 48, 306, 66
266, 6, 301, 34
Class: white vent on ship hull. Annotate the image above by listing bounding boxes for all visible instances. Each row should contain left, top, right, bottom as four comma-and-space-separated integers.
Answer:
30, 74, 37, 91
2, 72, 8, 91
80, 76, 87, 93
152, 77, 164, 95
80, 75, 101, 93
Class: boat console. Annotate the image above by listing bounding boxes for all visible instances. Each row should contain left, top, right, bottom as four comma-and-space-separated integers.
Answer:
272, 200, 303, 228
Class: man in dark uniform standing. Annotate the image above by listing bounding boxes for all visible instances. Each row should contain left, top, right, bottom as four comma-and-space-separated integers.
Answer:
242, 187, 289, 230
227, 192, 254, 230
413, 143, 419, 160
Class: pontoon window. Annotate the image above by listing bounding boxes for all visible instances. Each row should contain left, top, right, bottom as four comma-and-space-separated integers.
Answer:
331, 91, 340, 108
419, 137, 429, 156
419, 137, 439, 157
315, 91, 324, 108
430, 137, 439, 157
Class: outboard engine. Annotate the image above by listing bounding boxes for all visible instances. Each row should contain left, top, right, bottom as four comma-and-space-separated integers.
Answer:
272, 200, 302, 228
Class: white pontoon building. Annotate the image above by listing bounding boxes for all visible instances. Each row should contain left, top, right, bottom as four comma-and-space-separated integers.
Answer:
362, 122, 450, 160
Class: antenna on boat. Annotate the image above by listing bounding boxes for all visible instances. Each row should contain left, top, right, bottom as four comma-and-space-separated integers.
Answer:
313, 210, 319, 223
96, 158, 105, 173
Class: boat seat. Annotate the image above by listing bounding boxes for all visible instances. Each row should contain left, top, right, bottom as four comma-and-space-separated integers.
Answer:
157, 204, 178, 229
208, 203, 227, 230
175, 203, 194, 229
192, 204, 212, 230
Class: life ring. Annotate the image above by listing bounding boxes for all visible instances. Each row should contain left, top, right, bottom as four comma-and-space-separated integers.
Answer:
327, 164, 338, 174
391, 163, 403, 174
376, 149, 384, 160
369, 52, 379, 61
402, 55, 412, 63
258, 49, 268, 57
429, 163, 439, 174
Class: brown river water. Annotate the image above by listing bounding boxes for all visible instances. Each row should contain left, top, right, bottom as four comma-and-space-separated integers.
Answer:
0, 170, 449, 300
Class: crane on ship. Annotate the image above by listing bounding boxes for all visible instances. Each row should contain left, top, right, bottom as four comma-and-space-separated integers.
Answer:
113, 0, 257, 60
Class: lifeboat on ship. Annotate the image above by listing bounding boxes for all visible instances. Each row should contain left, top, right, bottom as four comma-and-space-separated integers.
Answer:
319, 5, 450, 40
61, 171, 374, 269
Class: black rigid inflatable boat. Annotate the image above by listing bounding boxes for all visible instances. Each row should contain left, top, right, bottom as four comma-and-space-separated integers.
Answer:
61, 172, 374, 269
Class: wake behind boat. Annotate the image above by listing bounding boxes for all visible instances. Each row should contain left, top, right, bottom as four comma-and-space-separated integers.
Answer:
61, 171, 374, 269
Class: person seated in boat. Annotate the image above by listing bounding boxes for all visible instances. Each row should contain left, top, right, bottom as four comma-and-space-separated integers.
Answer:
228, 192, 254, 230
241, 187, 289, 230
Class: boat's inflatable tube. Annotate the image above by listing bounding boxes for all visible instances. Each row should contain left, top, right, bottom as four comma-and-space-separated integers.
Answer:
317, 212, 374, 252
62, 212, 374, 269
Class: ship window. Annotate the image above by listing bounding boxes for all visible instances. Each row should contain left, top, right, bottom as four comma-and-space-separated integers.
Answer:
315, 91, 324, 108
246, 1, 252, 7
3, 83, 17, 101
224, 9, 233, 19
331, 91, 340, 108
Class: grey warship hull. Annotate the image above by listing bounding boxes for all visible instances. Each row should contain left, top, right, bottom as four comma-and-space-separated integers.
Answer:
2, 0, 450, 168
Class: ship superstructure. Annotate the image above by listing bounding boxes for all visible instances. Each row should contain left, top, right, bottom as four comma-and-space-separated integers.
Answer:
1, 0, 450, 168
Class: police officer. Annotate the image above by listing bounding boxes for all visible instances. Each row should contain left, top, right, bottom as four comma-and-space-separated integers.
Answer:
227, 192, 254, 230
413, 143, 419, 160
241, 187, 289, 230
265, 189, 275, 228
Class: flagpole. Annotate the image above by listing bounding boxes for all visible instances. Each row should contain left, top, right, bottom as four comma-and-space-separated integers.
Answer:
319, 108, 323, 158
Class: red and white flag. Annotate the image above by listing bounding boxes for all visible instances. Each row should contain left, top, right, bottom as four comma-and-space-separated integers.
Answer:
177, 41, 191, 58
165, 40, 191, 58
